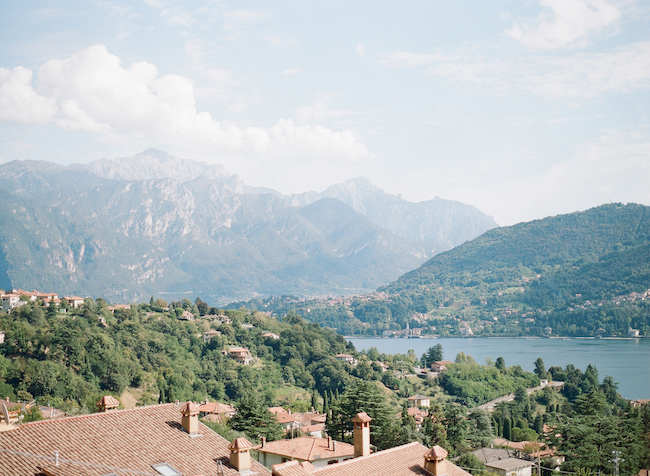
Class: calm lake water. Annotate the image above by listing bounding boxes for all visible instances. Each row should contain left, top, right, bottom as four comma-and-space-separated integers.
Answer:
348, 337, 650, 400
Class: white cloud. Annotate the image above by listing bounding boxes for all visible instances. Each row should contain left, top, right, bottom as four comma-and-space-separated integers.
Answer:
380, 51, 444, 68
160, 6, 194, 26
508, 0, 622, 49
525, 42, 650, 98
2, 45, 369, 163
0, 67, 56, 124
381, 41, 650, 100
283, 68, 302, 75
356, 43, 365, 56
295, 94, 359, 122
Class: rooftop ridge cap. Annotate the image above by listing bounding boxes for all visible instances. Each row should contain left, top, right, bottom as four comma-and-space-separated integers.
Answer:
310, 441, 422, 472
20, 403, 178, 428
308, 437, 318, 460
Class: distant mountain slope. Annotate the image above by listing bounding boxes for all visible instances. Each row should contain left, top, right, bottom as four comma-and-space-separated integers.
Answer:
386, 202, 650, 294
236, 203, 650, 337
287, 177, 498, 249
0, 150, 493, 303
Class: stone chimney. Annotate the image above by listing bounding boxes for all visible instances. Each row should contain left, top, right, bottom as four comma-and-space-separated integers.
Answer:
351, 412, 372, 458
96, 395, 119, 412
229, 437, 253, 473
423, 445, 448, 476
179, 401, 200, 436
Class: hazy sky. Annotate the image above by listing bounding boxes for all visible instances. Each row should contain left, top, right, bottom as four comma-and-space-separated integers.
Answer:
1, 1, 649, 225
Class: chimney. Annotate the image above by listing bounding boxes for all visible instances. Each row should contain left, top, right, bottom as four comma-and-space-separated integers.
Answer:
96, 395, 119, 412
351, 412, 372, 458
229, 437, 253, 473
328, 436, 332, 450
261, 437, 266, 448
333, 440, 337, 452
423, 445, 448, 476
179, 401, 200, 436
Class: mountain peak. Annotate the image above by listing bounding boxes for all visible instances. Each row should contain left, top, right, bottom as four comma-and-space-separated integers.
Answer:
77, 149, 230, 183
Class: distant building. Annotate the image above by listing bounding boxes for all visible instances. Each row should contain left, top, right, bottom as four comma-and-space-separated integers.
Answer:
407, 395, 431, 408
271, 413, 471, 476
228, 347, 253, 365
263, 332, 280, 340
258, 436, 355, 468
63, 296, 85, 308
1, 294, 20, 312
431, 361, 453, 372
628, 328, 640, 337
179, 309, 195, 320
334, 354, 357, 365
198, 398, 236, 421
202, 329, 222, 343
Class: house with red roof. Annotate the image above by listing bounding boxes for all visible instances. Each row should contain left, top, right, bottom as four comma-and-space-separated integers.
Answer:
0, 397, 270, 476
257, 436, 355, 468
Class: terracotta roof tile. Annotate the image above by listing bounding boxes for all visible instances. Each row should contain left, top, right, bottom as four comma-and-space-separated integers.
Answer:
179, 401, 200, 414
351, 413, 372, 423
425, 445, 448, 460
259, 437, 354, 461
272, 442, 472, 476
229, 437, 253, 451
96, 395, 120, 408
0, 403, 270, 476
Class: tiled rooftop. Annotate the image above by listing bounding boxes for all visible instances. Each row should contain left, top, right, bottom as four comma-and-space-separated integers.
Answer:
258, 437, 354, 462
271, 442, 472, 476
0, 403, 270, 476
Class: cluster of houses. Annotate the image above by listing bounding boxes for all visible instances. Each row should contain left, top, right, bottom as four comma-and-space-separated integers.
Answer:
0, 395, 475, 476
0, 390, 571, 476
0, 288, 85, 312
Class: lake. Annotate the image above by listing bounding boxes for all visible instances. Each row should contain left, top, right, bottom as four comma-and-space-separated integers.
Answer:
348, 337, 650, 400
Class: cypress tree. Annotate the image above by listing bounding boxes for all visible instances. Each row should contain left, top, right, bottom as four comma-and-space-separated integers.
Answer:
311, 391, 318, 411
159, 386, 166, 405
492, 416, 500, 437
503, 417, 512, 441
323, 391, 329, 415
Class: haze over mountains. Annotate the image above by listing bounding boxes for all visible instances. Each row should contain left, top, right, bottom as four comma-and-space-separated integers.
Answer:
238, 203, 650, 337
0, 149, 497, 303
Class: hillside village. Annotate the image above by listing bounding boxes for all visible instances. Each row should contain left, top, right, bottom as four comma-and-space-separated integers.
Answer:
0, 287, 648, 474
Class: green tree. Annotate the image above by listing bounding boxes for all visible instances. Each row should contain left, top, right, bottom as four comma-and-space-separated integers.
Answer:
534, 357, 546, 379
326, 379, 400, 450
230, 390, 284, 442
421, 344, 444, 368
467, 409, 493, 449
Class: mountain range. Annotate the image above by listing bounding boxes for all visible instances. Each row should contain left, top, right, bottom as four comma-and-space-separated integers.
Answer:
0, 149, 497, 303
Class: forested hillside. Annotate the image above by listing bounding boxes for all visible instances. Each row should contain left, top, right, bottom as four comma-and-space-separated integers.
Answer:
233, 203, 650, 336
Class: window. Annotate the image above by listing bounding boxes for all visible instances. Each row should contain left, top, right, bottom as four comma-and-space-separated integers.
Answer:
151, 463, 182, 476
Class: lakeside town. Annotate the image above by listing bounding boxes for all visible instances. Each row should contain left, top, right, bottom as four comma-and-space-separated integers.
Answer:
0, 285, 648, 475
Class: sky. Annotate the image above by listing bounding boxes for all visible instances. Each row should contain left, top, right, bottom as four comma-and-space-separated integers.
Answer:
1, 1, 649, 226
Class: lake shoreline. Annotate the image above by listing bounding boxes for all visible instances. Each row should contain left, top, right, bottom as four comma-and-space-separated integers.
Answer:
347, 336, 650, 400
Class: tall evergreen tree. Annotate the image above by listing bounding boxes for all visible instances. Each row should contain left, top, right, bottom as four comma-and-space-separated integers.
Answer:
230, 390, 284, 442
534, 357, 546, 379
325, 378, 400, 450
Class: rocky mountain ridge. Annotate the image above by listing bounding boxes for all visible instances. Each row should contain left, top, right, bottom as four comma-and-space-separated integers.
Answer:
0, 149, 497, 303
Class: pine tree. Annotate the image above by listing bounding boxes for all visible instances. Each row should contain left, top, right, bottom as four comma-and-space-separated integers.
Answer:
231, 390, 284, 442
